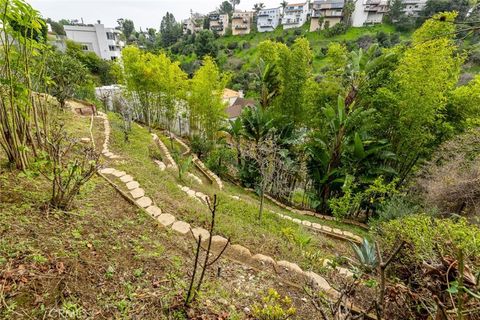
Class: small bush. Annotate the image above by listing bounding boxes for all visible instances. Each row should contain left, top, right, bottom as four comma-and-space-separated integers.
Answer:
376, 195, 421, 222
252, 289, 296, 320
324, 22, 347, 37
227, 41, 238, 50
148, 142, 163, 161
190, 134, 213, 159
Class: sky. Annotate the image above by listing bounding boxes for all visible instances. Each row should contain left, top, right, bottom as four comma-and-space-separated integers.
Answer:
27, 0, 283, 30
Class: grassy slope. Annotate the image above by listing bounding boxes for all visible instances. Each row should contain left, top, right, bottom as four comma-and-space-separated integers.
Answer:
0, 109, 322, 319
108, 113, 360, 276
216, 24, 400, 75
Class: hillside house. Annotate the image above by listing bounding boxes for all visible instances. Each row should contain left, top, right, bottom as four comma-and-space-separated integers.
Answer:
257, 7, 282, 32
64, 23, 124, 60
232, 11, 254, 35
352, 0, 389, 27
282, 2, 309, 30
310, 0, 344, 31
209, 13, 229, 36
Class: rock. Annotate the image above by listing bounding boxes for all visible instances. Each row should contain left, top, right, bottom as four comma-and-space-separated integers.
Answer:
322, 225, 333, 233
157, 213, 175, 227
277, 260, 304, 275
343, 231, 355, 239
113, 170, 126, 177
171, 221, 191, 235
99, 168, 114, 174
305, 271, 332, 291
126, 181, 140, 190
352, 235, 363, 243
284, 216, 293, 221
337, 267, 354, 278
292, 218, 301, 224
332, 228, 343, 235
80, 137, 91, 143
120, 175, 133, 183
146, 206, 162, 218
104, 152, 114, 157
136, 196, 152, 208
191, 227, 210, 241
187, 189, 196, 198
312, 223, 323, 230
181, 186, 189, 192
229, 244, 252, 261
302, 220, 312, 227
252, 254, 276, 266
230, 195, 240, 200
130, 188, 145, 199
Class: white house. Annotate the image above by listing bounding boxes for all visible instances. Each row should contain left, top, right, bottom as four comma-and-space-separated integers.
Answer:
183, 12, 205, 34
282, 2, 310, 30
257, 7, 282, 32
310, 0, 344, 31
64, 23, 124, 60
352, 0, 389, 27
402, 0, 427, 16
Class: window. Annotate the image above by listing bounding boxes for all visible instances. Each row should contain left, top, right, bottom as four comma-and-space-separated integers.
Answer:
111, 56, 117, 61
109, 45, 115, 51
106, 32, 115, 40
81, 44, 89, 51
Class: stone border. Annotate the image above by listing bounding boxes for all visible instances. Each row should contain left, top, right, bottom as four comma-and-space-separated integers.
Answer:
96, 115, 366, 314
151, 133, 178, 170
98, 112, 121, 160
177, 184, 209, 205
165, 131, 191, 156
99, 166, 341, 299
263, 192, 368, 231
192, 154, 224, 190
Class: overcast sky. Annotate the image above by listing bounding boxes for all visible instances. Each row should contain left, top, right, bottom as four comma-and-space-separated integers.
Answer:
27, 0, 283, 30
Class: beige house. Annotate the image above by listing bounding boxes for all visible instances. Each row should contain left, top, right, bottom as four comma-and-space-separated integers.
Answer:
232, 11, 254, 36
209, 13, 229, 36
310, 0, 344, 32
183, 12, 205, 34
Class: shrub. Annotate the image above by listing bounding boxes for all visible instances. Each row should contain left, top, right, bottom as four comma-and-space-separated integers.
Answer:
190, 134, 213, 159
252, 289, 296, 320
148, 142, 163, 161
205, 146, 235, 177
376, 195, 421, 222
375, 215, 480, 268
324, 22, 347, 37
227, 41, 238, 50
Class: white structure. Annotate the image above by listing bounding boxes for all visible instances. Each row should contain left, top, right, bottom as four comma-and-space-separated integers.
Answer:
209, 13, 229, 35
310, 0, 344, 31
257, 7, 282, 32
64, 23, 123, 60
183, 12, 205, 34
352, 0, 389, 27
402, 0, 427, 16
282, 2, 310, 30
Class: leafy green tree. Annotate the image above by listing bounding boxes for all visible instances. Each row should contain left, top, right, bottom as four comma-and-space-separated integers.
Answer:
188, 56, 230, 141
230, 0, 240, 12
46, 18, 65, 35
117, 18, 135, 41
422, 0, 470, 20
160, 12, 182, 48
194, 30, 218, 58
218, 1, 233, 15
376, 12, 463, 180
46, 51, 89, 108
385, 0, 406, 23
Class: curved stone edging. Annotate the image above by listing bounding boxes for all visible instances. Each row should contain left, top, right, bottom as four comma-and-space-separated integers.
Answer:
166, 131, 191, 156
192, 154, 223, 190
98, 112, 120, 160
178, 184, 210, 205
98, 166, 343, 302
263, 192, 368, 231
152, 133, 178, 170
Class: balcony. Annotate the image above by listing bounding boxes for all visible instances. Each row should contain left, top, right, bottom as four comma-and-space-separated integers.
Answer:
211, 25, 224, 31
234, 25, 248, 30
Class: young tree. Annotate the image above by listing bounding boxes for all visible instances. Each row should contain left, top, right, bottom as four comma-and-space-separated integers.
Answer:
0, 0, 48, 170
46, 51, 89, 108
117, 18, 135, 40
194, 30, 218, 58
188, 56, 230, 141
218, 1, 234, 15
160, 12, 182, 47
230, 0, 240, 12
